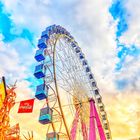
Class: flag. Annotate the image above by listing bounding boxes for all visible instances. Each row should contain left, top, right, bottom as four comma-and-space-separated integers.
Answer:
0, 78, 6, 109
18, 99, 35, 113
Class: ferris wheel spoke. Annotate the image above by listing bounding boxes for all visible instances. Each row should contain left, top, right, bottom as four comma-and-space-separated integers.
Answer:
55, 48, 89, 99
56, 75, 86, 101
55, 64, 78, 90
48, 39, 89, 100
55, 57, 85, 97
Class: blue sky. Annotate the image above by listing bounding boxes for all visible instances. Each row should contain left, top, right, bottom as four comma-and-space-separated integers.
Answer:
0, 0, 140, 94
0, 3, 34, 43
109, 0, 140, 91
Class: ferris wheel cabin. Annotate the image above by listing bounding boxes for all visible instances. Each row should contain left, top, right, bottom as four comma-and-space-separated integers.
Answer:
35, 83, 48, 100
39, 107, 53, 125
46, 132, 59, 140
34, 64, 45, 79
38, 37, 48, 49
34, 48, 45, 62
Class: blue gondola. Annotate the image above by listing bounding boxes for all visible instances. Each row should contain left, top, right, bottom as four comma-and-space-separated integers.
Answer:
56, 28, 61, 34
89, 73, 93, 79
95, 89, 99, 95
34, 49, 45, 62
85, 66, 90, 73
38, 38, 48, 49
46, 25, 53, 31
97, 97, 102, 103
49, 27, 54, 35
65, 37, 71, 42
41, 30, 49, 39
57, 26, 62, 34
75, 47, 81, 53
69, 35, 74, 39
39, 107, 52, 124
50, 24, 56, 31
79, 53, 84, 59
61, 29, 65, 34
91, 81, 96, 87
65, 31, 70, 36
51, 25, 57, 33
62, 28, 67, 35
35, 83, 48, 100
44, 25, 55, 36
34, 64, 45, 79
71, 42, 76, 48
46, 132, 59, 140
82, 60, 87, 66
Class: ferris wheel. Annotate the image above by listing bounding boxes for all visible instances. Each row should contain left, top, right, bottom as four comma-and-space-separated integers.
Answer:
34, 25, 112, 140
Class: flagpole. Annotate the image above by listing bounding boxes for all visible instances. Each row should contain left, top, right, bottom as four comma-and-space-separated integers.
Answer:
2, 76, 7, 96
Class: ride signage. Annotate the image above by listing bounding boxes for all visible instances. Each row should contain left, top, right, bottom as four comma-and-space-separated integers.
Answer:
18, 99, 35, 113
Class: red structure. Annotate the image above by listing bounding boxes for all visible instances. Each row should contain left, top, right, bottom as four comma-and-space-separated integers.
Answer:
0, 77, 20, 140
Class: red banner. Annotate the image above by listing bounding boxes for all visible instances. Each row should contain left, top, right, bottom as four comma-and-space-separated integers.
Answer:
18, 99, 34, 113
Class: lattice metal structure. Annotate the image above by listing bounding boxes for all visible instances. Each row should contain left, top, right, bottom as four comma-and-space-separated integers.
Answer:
0, 77, 20, 140
34, 25, 112, 140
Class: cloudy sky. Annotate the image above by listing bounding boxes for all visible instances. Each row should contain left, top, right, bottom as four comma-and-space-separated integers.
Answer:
0, 0, 140, 139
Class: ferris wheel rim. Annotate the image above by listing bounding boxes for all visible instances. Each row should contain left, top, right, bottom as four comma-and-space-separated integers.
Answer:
34, 24, 112, 140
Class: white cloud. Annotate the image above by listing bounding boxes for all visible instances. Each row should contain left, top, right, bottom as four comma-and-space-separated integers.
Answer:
110, 0, 140, 93
115, 55, 140, 93
74, 0, 118, 93
0, 40, 32, 79
1, 0, 51, 35
119, 0, 140, 48
0, 37, 34, 100
73, 0, 140, 94
104, 93, 140, 139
